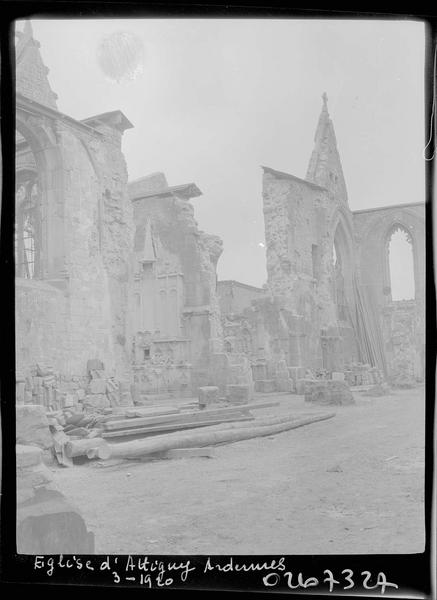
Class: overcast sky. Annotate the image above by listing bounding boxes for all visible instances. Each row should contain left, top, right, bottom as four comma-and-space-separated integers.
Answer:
25, 18, 425, 287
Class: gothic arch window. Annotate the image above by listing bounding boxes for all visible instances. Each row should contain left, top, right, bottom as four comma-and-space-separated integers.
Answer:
386, 225, 415, 301
331, 222, 350, 322
15, 172, 40, 279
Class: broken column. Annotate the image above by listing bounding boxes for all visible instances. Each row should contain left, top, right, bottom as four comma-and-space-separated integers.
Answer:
198, 386, 219, 408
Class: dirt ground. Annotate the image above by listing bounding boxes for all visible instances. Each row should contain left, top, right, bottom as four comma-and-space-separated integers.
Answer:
52, 386, 425, 555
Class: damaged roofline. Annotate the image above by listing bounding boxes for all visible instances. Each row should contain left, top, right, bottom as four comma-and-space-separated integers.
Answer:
261, 165, 328, 192
16, 93, 103, 137
218, 280, 266, 293
352, 202, 425, 215
131, 183, 202, 202
81, 110, 134, 133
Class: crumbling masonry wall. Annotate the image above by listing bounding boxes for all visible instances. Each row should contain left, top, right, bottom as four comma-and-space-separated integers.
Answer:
129, 173, 226, 397
262, 167, 359, 373
353, 203, 425, 383
15, 24, 135, 407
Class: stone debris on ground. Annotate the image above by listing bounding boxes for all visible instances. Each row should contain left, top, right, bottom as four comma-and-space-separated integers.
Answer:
198, 386, 219, 408
16, 441, 95, 553
27, 382, 335, 467
304, 380, 354, 406
360, 383, 392, 397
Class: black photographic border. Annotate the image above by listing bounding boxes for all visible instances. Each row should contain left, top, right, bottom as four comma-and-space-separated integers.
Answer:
1, 3, 435, 597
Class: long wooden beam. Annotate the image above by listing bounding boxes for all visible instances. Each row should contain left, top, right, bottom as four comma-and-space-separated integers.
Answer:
108, 412, 336, 460
103, 400, 279, 432
101, 415, 254, 439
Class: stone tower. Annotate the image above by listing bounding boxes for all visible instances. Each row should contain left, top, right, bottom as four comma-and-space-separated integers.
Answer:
306, 93, 349, 205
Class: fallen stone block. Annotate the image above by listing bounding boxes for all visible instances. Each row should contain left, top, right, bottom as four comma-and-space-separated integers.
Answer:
198, 386, 219, 407
227, 384, 251, 404
16, 445, 43, 469
327, 380, 355, 405
16, 405, 53, 450
254, 379, 276, 393
304, 380, 328, 403
305, 380, 354, 406
296, 378, 320, 396
64, 411, 85, 426
88, 379, 107, 395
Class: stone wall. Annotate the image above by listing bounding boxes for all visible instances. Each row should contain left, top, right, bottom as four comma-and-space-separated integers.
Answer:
259, 95, 425, 384
129, 173, 226, 396
15, 25, 135, 405
353, 203, 425, 382
217, 280, 266, 316
262, 167, 359, 372
16, 279, 67, 376
82, 116, 135, 380
56, 125, 117, 377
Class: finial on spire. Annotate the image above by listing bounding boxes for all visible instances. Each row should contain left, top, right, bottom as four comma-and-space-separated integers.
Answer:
322, 91, 328, 110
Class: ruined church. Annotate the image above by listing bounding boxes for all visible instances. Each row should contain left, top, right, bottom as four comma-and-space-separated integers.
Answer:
15, 23, 425, 413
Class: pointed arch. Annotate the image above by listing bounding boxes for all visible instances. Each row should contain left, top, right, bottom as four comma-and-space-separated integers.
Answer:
16, 112, 66, 282
330, 209, 355, 322
384, 223, 416, 302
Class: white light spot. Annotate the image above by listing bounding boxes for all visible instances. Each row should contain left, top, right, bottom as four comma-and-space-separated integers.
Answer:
97, 31, 144, 83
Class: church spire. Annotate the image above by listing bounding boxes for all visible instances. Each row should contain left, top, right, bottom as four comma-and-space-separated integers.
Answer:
322, 91, 328, 111
305, 93, 348, 205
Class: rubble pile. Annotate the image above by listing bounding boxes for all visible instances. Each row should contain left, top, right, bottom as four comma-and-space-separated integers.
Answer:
16, 359, 133, 412
303, 380, 355, 406
16, 416, 95, 553
344, 363, 383, 387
